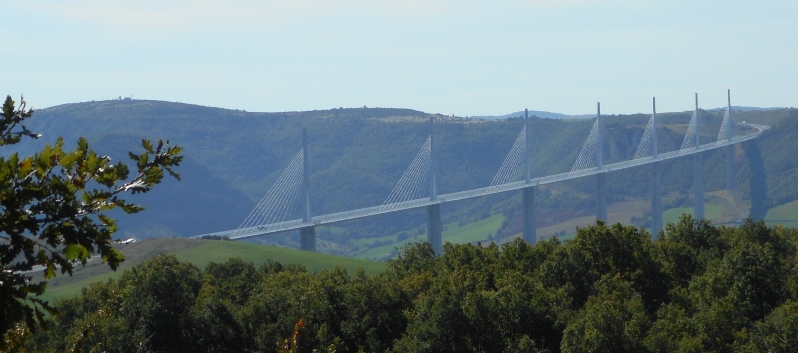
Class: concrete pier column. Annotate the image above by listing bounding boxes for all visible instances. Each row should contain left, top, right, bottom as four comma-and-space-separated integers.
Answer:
299, 227, 316, 252
427, 204, 442, 254
299, 128, 316, 251
694, 153, 705, 219
596, 173, 607, 222
522, 187, 537, 244
726, 146, 736, 190
651, 162, 663, 238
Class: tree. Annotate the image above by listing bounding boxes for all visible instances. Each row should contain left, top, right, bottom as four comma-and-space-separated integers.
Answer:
560, 274, 651, 353
735, 300, 798, 353
0, 95, 182, 341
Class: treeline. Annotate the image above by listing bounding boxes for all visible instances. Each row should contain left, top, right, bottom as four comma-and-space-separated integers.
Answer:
23, 216, 798, 352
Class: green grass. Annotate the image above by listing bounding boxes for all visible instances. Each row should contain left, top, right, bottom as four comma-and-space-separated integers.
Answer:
443, 214, 505, 244
39, 239, 386, 303
39, 270, 125, 303
663, 203, 727, 226
172, 241, 386, 275
355, 214, 505, 260
765, 200, 798, 228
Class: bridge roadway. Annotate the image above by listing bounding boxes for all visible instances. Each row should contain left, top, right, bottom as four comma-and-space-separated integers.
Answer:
200, 123, 769, 240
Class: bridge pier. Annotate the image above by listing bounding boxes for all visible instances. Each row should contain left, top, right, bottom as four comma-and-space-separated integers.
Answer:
651, 162, 663, 238
427, 204, 442, 254
726, 146, 735, 190
694, 153, 705, 219
522, 187, 537, 244
299, 226, 316, 252
596, 173, 607, 222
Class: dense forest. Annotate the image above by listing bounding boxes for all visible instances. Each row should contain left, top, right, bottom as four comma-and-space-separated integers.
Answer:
18, 216, 798, 353
18, 100, 798, 256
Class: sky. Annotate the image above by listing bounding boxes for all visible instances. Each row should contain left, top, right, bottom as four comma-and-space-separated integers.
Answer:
2, 0, 796, 116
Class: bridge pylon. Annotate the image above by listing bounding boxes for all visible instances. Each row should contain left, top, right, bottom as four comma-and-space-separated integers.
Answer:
522, 109, 537, 244
427, 115, 442, 254
299, 127, 316, 252
596, 102, 607, 222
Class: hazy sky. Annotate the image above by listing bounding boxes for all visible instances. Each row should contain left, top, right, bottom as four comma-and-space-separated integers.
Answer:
3, 1, 796, 116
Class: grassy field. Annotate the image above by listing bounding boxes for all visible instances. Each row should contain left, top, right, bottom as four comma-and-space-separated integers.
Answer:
355, 214, 505, 260
39, 238, 386, 303
172, 240, 386, 274
765, 200, 798, 228
662, 203, 728, 225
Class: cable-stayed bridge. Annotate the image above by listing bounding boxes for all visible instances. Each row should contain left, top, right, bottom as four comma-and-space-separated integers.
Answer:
196, 91, 769, 254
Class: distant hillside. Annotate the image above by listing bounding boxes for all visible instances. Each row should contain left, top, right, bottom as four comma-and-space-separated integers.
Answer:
476, 107, 789, 121
472, 110, 594, 120
12, 98, 798, 257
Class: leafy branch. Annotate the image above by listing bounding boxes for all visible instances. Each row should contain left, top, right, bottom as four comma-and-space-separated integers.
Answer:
0, 95, 183, 340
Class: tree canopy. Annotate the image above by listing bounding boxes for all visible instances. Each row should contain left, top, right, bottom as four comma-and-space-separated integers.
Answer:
22, 216, 798, 353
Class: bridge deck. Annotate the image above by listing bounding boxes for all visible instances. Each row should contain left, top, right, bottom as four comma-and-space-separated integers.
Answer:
199, 123, 768, 240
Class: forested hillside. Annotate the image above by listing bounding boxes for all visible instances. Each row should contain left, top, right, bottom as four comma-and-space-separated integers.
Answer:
19, 99, 798, 256
23, 218, 798, 353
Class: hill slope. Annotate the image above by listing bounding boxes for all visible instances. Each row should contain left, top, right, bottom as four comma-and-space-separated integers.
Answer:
37, 238, 387, 302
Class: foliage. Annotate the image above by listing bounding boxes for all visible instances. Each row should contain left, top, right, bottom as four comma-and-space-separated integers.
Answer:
23, 216, 798, 352
0, 95, 182, 343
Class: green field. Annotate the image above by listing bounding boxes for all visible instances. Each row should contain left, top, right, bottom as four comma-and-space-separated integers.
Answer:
39, 269, 124, 303
662, 204, 727, 226
172, 240, 386, 274
39, 239, 386, 303
765, 200, 798, 228
355, 214, 505, 260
